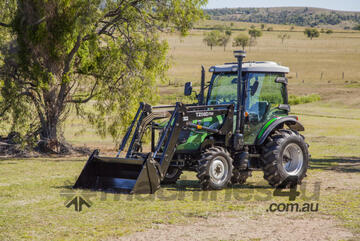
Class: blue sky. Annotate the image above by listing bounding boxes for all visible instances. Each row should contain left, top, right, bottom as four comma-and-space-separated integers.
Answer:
206, 0, 360, 12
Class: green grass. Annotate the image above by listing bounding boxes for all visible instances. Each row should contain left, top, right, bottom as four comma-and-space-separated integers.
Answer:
0, 155, 359, 240
289, 94, 321, 105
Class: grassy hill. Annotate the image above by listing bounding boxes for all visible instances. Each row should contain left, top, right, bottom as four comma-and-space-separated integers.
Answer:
205, 7, 360, 29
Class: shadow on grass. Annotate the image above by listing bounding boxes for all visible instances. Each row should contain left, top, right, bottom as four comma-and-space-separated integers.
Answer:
164, 180, 271, 192
0, 156, 87, 163
310, 156, 360, 173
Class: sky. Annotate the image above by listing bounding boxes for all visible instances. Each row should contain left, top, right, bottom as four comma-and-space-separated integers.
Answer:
206, 0, 360, 12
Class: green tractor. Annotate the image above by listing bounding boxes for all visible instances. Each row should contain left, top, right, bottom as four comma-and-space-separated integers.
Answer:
74, 51, 310, 194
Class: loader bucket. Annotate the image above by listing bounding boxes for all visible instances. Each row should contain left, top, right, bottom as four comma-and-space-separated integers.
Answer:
73, 150, 161, 194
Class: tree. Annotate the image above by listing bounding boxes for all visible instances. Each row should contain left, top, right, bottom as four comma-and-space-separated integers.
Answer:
248, 28, 262, 47
233, 34, 250, 51
304, 28, 320, 40
249, 28, 263, 39
224, 26, 232, 37
0, 0, 206, 152
261, 24, 265, 30
326, 29, 334, 34
203, 30, 221, 51
353, 24, 360, 31
278, 33, 291, 44
218, 33, 230, 51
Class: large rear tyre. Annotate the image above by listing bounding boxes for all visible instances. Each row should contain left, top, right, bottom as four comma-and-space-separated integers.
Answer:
262, 129, 309, 187
197, 147, 233, 190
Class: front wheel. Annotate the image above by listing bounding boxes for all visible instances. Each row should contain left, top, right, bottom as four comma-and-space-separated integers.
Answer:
262, 130, 309, 187
197, 147, 233, 190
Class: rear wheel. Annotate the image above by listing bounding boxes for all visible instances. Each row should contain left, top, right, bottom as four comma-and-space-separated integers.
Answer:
197, 147, 233, 190
262, 129, 309, 187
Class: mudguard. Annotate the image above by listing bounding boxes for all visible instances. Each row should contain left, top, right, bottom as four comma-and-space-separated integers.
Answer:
256, 116, 305, 145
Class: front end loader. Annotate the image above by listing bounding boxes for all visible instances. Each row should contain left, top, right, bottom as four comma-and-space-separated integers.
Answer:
74, 51, 310, 194
74, 102, 235, 194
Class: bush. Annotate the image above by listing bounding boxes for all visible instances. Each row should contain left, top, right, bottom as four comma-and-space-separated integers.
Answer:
353, 24, 360, 31
288, 94, 321, 105
304, 28, 320, 40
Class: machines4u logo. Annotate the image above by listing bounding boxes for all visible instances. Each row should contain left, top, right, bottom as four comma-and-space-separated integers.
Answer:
60, 180, 95, 212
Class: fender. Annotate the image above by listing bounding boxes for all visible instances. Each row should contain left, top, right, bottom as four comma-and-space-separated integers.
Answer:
256, 116, 305, 145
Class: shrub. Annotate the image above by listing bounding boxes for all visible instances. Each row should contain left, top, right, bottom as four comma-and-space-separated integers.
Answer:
288, 94, 321, 105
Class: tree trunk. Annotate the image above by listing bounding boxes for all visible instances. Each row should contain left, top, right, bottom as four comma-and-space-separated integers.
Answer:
37, 86, 67, 153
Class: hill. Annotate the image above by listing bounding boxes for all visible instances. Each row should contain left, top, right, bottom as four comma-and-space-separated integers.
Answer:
205, 7, 360, 29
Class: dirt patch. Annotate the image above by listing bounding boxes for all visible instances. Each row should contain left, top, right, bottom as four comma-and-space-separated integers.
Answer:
117, 212, 353, 241
117, 166, 359, 241
309, 159, 360, 192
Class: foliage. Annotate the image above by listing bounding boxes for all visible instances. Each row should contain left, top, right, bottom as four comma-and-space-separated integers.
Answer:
0, 0, 207, 149
203, 30, 221, 50
326, 29, 334, 34
304, 28, 320, 40
248, 28, 262, 39
224, 26, 232, 36
267, 27, 273, 31
278, 32, 290, 44
232, 34, 250, 50
353, 24, 360, 31
288, 94, 321, 105
248, 28, 262, 47
205, 7, 360, 28
218, 33, 231, 51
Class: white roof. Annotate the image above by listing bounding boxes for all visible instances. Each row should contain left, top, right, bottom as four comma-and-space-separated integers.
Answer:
210, 61, 289, 73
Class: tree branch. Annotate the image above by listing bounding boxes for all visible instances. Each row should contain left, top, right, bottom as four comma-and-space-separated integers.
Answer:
63, 35, 82, 76
67, 81, 99, 104
0, 22, 11, 27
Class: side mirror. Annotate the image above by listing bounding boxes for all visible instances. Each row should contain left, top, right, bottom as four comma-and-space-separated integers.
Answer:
184, 82, 193, 96
275, 77, 288, 84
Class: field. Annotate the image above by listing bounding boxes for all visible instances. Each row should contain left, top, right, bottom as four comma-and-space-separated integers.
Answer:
1, 22, 360, 240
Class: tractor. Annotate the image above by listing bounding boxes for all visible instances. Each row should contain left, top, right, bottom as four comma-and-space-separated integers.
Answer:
74, 51, 310, 194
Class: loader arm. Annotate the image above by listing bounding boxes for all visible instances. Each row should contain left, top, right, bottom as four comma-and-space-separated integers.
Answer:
74, 102, 234, 194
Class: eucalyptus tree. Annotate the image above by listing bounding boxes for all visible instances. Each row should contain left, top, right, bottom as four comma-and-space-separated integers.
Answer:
0, 0, 206, 152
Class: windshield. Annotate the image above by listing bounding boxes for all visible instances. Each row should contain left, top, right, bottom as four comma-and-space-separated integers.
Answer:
207, 72, 286, 107
207, 72, 244, 105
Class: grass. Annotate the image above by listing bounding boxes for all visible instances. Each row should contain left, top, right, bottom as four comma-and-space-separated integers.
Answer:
289, 94, 321, 105
1, 156, 359, 240
1, 20, 360, 240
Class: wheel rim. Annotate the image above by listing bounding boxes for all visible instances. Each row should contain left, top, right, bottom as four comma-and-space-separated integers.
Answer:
209, 157, 228, 185
282, 143, 304, 176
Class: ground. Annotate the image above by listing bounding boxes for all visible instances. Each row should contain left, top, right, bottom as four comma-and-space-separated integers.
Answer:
1, 21, 360, 240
